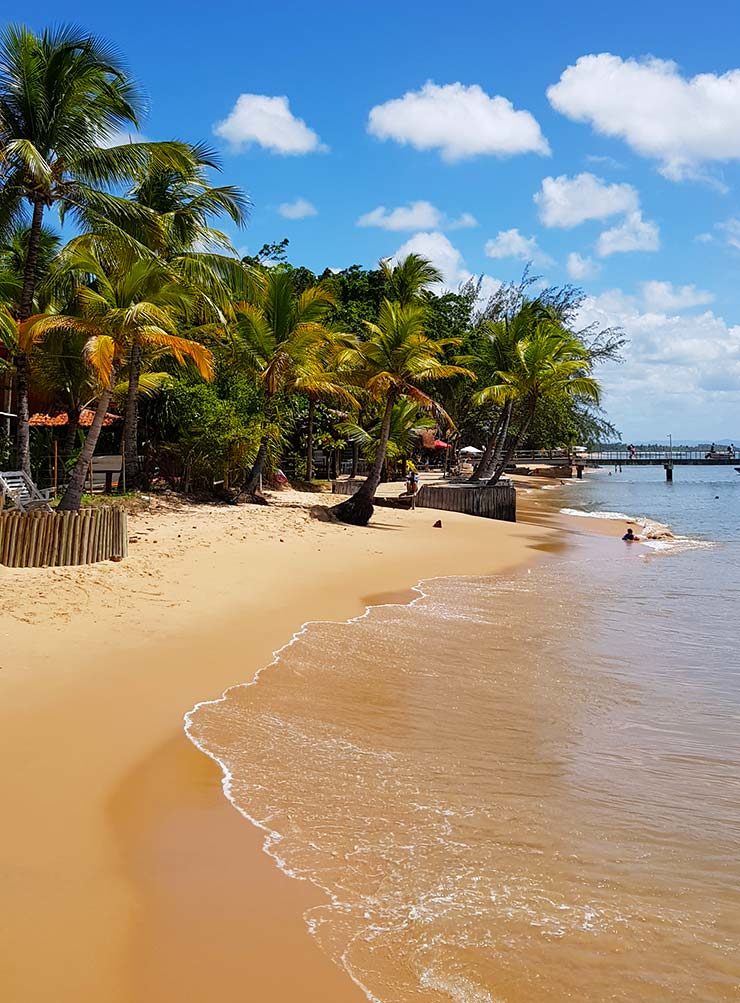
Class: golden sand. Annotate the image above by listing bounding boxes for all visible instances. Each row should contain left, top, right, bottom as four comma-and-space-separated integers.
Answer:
0, 489, 583, 1002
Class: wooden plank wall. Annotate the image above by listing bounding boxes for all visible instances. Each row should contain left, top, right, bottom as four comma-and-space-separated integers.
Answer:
0, 507, 128, 568
331, 479, 517, 522
331, 479, 361, 496
417, 483, 516, 522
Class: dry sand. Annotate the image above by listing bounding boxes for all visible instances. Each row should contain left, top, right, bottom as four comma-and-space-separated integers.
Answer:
0, 486, 623, 1002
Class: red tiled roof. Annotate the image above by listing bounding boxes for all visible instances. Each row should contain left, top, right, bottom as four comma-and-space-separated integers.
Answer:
30, 408, 121, 428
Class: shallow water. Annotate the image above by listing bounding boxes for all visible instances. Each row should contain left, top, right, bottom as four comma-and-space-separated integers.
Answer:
187, 472, 740, 1002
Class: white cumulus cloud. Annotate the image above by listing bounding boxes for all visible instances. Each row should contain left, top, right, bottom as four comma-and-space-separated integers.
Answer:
392, 231, 500, 300
548, 53, 740, 185
535, 173, 639, 228
214, 94, 326, 154
641, 281, 713, 311
448, 211, 479, 230
484, 228, 553, 265
277, 198, 318, 219
577, 290, 740, 435
596, 211, 660, 256
357, 201, 478, 232
368, 81, 550, 162
566, 252, 600, 280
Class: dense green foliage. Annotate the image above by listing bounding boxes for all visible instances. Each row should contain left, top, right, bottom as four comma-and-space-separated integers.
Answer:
1, 23, 623, 516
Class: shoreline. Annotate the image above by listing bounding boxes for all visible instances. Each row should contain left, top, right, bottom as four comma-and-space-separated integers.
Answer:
0, 485, 622, 1002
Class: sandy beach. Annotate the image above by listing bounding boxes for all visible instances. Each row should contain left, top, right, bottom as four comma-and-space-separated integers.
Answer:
0, 487, 587, 1003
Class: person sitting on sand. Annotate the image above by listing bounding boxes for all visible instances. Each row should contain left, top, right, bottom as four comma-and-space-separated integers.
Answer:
622, 527, 638, 542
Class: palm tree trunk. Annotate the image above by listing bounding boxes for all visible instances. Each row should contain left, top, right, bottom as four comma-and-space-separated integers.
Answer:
484, 399, 513, 480
334, 393, 395, 526
243, 437, 269, 497
350, 441, 359, 478
60, 407, 81, 466
1, 373, 12, 441
469, 408, 504, 481
14, 353, 32, 476
488, 399, 535, 486
121, 343, 142, 491
57, 374, 118, 511
16, 197, 46, 476
306, 396, 315, 481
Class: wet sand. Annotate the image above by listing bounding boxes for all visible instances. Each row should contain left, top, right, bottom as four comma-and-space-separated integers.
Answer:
0, 490, 579, 1002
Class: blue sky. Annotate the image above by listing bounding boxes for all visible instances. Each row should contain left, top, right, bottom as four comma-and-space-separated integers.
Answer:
8, 0, 740, 439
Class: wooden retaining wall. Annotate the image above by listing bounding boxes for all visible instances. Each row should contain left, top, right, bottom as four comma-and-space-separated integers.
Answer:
332, 479, 517, 522
417, 482, 516, 522
332, 479, 362, 496
0, 507, 128, 568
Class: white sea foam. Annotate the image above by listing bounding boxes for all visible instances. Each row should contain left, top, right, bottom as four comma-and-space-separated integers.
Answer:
560, 508, 713, 554
560, 507, 633, 521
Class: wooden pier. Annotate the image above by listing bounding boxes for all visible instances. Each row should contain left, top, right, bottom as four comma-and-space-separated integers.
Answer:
514, 448, 738, 467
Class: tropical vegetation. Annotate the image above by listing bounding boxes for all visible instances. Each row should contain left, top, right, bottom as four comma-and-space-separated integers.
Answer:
1, 22, 622, 528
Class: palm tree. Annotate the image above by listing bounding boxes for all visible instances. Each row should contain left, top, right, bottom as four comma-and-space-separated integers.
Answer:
468, 301, 544, 482
333, 299, 472, 526
0, 22, 195, 472
474, 321, 600, 485
232, 268, 339, 497
116, 149, 250, 488
293, 328, 357, 480
340, 398, 435, 474
380, 252, 442, 306
0, 224, 60, 438
29, 242, 213, 510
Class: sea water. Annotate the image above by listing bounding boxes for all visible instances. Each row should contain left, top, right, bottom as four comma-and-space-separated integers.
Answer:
186, 467, 740, 1002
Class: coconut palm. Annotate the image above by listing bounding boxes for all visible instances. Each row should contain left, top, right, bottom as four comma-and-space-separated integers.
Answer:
0, 224, 61, 435
115, 150, 250, 488
468, 300, 545, 482
293, 328, 357, 480
0, 22, 195, 472
339, 398, 435, 472
474, 321, 600, 485
333, 299, 472, 526
232, 268, 339, 497
28, 242, 213, 510
380, 252, 442, 306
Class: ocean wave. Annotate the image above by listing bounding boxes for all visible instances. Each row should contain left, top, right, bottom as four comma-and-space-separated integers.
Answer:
560, 508, 632, 521
560, 508, 712, 554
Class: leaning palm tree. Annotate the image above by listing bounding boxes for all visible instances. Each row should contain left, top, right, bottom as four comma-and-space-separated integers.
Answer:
475, 322, 600, 485
339, 398, 435, 473
333, 299, 472, 526
232, 268, 338, 497
28, 242, 213, 510
0, 22, 195, 472
468, 300, 546, 482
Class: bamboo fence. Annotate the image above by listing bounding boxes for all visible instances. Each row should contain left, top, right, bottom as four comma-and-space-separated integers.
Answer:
0, 507, 128, 568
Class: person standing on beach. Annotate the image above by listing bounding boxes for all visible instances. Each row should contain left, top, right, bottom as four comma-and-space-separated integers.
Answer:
406, 469, 419, 510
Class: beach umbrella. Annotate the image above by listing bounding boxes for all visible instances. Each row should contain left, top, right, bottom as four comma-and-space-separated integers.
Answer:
433, 439, 449, 449
459, 445, 483, 456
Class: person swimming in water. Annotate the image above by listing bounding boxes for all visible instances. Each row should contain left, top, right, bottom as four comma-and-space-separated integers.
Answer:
622, 527, 638, 542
